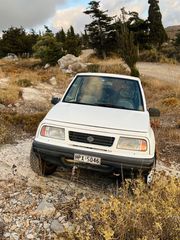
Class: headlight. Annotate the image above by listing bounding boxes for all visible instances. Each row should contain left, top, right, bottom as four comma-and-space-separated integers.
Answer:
40, 125, 65, 140
117, 137, 147, 151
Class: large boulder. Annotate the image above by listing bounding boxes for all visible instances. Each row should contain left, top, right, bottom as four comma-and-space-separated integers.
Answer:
3, 53, 18, 61
58, 54, 88, 73
22, 88, 47, 103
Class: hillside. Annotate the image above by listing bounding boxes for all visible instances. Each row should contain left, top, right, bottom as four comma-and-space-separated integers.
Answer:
0, 57, 180, 239
165, 25, 180, 39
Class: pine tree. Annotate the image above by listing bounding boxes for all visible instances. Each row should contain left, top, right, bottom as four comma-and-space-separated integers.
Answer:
84, 1, 115, 58
64, 26, 82, 56
33, 31, 63, 65
148, 0, 168, 48
56, 28, 66, 44
0, 27, 28, 56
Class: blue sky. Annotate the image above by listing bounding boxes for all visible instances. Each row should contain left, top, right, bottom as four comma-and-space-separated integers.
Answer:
0, 0, 179, 34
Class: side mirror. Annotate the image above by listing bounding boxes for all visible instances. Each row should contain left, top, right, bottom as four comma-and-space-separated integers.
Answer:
149, 108, 160, 117
51, 97, 61, 105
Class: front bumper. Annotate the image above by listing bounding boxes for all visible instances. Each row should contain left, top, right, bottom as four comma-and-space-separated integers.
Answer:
32, 140, 155, 173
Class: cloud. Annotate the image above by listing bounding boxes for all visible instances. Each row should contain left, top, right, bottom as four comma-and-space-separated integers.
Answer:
159, 0, 180, 26
102, 0, 147, 18
51, 6, 90, 33
101, 0, 180, 26
50, 1, 147, 34
0, 0, 179, 35
0, 0, 66, 31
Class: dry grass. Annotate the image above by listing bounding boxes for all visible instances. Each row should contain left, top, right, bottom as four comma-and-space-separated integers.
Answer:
141, 76, 180, 112
0, 111, 46, 144
0, 58, 70, 106
67, 175, 180, 240
88, 55, 129, 75
0, 58, 69, 85
0, 85, 21, 105
0, 58, 180, 239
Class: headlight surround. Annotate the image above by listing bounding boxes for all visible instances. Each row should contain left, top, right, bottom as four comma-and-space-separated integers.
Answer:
40, 125, 65, 140
117, 137, 147, 152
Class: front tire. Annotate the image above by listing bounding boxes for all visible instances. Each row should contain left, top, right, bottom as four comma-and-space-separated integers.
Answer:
30, 148, 57, 176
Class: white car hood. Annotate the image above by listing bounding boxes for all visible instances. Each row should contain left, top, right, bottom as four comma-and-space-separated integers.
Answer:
45, 102, 150, 133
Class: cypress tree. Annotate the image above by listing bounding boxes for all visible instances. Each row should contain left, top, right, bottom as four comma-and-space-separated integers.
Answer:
148, 0, 168, 48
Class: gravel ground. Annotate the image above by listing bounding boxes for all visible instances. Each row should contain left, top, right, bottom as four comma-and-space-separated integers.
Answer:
1, 138, 179, 181
0, 138, 179, 239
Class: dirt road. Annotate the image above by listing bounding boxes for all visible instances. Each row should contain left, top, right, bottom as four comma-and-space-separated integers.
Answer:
137, 62, 180, 83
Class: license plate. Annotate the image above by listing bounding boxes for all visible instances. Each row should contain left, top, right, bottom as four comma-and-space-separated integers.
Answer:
74, 154, 101, 165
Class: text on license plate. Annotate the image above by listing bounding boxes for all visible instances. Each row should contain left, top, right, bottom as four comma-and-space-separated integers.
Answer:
74, 154, 101, 165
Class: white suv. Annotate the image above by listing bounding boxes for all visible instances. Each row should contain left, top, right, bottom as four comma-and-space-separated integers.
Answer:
30, 73, 159, 181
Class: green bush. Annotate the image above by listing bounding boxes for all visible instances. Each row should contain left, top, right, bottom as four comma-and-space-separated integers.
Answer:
33, 33, 64, 65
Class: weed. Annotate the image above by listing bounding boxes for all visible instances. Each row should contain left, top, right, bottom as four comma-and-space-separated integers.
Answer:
0, 86, 21, 105
162, 97, 179, 107
16, 78, 32, 87
68, 175, 180, 240
0, 111, 46, 144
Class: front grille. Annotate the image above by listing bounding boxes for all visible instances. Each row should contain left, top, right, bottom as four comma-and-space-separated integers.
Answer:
69, 131, 114, 147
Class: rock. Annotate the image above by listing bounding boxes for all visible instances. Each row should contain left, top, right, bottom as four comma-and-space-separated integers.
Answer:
35, 199, 56, 217
49, 77, 57, 86
0, 77, 10, 88
27, 234, 34, 239
58, 54, 88, 73
44, 63, 50, 69
43, 221, 50, 229
0, 103, 6, 109
63, 221, 75, 232
3, 53, 18, 61
50, 220, 65, 235
62, 68, 73, 74
79, 49, 94, 62
22, 88, 47, 103
11, 232, 19, 240
58, 54, 79, 69
4, 232, 10, 238
14, 102, 20, 108
69, 62, 87, 72
58, 215, 66, 223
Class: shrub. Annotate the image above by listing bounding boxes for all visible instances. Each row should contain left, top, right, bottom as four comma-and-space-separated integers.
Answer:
162, 97, 179, 107
87, 64, 100, 72
87, 63, 128, 75
0, 86, 21, 105
33, 33, 64, 65
69, 175, 180, 240
0, 111, 46, 144
139, 48, 159, 62
17, 78, 32, 87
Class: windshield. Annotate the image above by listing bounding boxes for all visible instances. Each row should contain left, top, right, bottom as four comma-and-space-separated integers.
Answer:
63, 75, 144, 111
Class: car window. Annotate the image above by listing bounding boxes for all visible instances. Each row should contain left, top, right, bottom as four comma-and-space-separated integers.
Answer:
63, 76, 144, 111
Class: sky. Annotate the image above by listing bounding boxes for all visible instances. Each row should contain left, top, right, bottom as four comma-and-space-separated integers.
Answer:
0, 0, 179, 34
